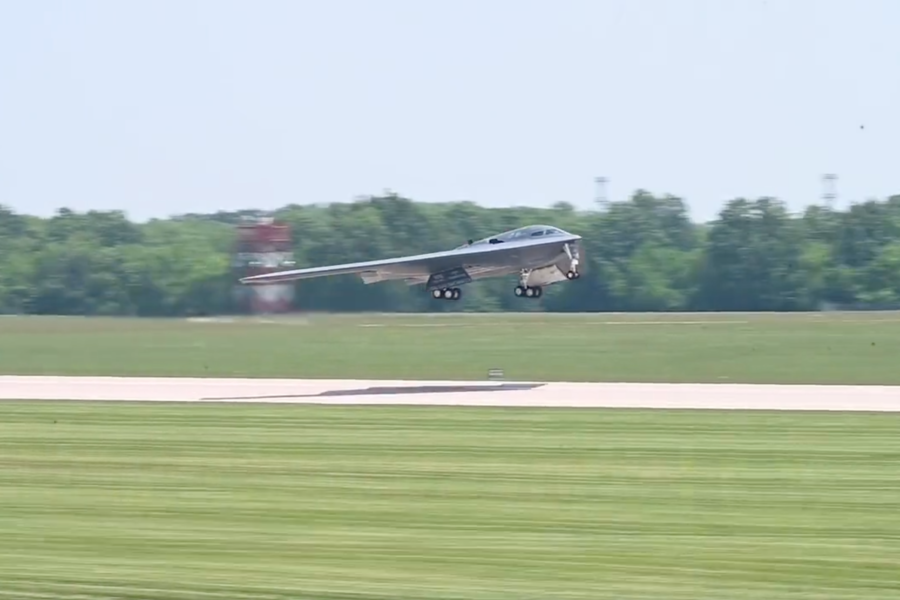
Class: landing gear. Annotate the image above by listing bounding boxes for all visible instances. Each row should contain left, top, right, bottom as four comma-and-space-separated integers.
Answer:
432, 287, 462, 300
514, 285, 542, 299
563, 242, 581, 278
514, 268, 543, 299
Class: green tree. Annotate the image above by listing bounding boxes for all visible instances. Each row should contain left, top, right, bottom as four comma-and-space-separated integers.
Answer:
2, 190, 900, 315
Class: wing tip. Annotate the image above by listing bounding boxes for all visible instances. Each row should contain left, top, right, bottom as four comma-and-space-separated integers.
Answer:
240, 268, 307, 285
240, 274, 283, 285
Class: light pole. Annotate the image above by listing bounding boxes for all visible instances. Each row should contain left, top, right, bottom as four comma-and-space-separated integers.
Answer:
822, 173, 838, 209
594, 176, 608, 208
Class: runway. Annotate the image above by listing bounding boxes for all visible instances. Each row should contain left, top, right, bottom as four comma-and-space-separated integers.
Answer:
2, 376, 900, 411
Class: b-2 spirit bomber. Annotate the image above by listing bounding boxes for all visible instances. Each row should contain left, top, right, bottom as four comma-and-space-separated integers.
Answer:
240, 224, 583, 301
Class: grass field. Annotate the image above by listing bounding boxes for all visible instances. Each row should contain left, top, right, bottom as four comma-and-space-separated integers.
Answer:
2, 312, 900, 383
0, 401, 898, 600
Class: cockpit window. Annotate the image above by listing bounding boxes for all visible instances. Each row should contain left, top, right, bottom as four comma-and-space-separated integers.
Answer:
466, 225, 569, 246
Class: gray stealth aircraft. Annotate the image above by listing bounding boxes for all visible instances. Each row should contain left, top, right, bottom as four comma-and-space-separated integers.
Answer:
239, 224, 583, 301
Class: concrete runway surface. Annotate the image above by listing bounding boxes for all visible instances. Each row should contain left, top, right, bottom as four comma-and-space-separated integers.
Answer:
2, 376, 900, 411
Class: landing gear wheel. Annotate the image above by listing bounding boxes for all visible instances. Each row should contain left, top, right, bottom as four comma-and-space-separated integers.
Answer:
566, 270, 580, 280
516, 285, 542, 299
431, 287, 462, 300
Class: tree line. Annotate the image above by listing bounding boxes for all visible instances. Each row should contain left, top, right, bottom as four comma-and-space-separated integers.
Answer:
1, 190, 899, 315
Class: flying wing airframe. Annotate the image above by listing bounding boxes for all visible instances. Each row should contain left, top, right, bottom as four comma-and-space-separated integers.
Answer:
239, 224, 583, 300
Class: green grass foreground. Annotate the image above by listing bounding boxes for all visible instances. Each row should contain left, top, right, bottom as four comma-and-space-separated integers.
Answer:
2, 312, 900, 383
0, 402, 898, 599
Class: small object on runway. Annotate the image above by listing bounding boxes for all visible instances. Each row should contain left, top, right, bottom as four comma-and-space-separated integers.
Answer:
487, 368, 504, 380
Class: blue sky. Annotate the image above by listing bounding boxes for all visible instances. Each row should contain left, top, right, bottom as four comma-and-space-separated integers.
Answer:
1, 0, 898, 222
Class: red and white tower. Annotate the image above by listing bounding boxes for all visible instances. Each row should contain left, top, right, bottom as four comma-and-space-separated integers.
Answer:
233, 217, 296, 314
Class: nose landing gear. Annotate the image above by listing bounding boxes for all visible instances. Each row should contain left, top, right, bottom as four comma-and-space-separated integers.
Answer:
564, 242, 581, 280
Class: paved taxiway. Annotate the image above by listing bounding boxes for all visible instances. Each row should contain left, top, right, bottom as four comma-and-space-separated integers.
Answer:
2, 376, 900, 411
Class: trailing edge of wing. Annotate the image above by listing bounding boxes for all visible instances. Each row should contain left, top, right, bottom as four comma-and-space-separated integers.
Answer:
239, 234, 580, 285
240, 245, 484, 284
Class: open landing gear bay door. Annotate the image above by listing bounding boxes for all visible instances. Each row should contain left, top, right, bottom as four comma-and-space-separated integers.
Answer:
425, 266, 473, 291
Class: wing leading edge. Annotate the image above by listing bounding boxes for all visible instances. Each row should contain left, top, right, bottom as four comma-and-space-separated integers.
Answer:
240, 233, 581, 286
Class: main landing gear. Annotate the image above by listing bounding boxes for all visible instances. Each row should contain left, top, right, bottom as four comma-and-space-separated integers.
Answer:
566, 269, 581, 280
432, 287, 462, 301
514, 285, 542, 299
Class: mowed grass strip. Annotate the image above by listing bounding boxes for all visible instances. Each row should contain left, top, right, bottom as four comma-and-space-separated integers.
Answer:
2, 312, 900, 383
0, 402, 899, 600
